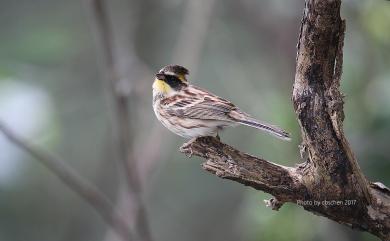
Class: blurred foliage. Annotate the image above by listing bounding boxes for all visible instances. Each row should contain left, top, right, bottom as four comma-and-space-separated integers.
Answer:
0, 0, 389, 241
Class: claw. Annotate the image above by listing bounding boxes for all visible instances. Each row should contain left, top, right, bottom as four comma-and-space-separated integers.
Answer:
185, 148, 193, 158
181, 137, 197, 158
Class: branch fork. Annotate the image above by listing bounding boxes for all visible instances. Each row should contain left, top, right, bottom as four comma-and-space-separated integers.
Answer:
179, 1, 390, 240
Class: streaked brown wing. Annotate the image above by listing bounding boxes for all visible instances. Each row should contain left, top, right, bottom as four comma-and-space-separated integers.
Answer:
164, 88, 237, 121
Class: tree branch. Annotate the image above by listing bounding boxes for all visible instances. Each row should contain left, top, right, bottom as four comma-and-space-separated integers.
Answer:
180, 137, 306, 205
293, 0, 370, 205
0, 121, 133, 241
179, 0, 390, 240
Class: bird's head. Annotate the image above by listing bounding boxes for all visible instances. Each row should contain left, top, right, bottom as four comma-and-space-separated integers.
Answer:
153, 65, 189, 96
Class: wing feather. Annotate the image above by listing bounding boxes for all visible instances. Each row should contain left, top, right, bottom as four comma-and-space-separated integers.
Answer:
163, 86, 237, 121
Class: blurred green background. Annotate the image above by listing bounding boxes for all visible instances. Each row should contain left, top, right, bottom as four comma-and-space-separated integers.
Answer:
0, 0, 389, 241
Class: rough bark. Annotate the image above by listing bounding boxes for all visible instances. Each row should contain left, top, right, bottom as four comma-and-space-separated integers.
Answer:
180, 1, 390, 240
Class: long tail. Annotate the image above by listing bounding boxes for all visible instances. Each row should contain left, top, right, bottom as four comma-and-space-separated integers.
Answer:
236, 116, 291, 141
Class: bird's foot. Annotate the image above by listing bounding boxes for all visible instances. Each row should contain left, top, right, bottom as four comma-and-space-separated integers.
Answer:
180, 137, 198, 158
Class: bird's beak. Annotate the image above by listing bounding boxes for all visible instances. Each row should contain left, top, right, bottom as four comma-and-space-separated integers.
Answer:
155, 73, 165, 80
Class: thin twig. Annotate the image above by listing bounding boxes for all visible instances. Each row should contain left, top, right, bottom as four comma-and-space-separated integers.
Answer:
87, 0, 152, 240
0, 121, 133, 241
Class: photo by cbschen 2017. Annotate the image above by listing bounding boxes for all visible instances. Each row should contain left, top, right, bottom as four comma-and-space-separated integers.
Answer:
0, 0, 389, 241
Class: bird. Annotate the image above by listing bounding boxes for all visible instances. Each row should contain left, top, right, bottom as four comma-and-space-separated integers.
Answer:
152, 65, 290, 141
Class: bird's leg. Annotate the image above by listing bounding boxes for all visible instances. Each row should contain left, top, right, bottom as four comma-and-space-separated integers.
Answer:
180, 137, 198, 158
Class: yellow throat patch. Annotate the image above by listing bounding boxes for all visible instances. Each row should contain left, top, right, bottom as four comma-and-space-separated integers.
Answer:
153, 78, 172, 94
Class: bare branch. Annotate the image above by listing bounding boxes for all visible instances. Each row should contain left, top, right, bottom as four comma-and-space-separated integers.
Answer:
178, 0, 390, 240
0, 121, 133, 241
180, 137, 306, 205
292, 0, 370, 207
180, 136, 390, 239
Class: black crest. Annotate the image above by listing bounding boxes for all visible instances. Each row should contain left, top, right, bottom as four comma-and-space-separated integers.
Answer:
159, 65, 189, 76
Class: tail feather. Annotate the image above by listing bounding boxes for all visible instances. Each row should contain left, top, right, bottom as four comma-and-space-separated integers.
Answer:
237, 118, 291, 141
